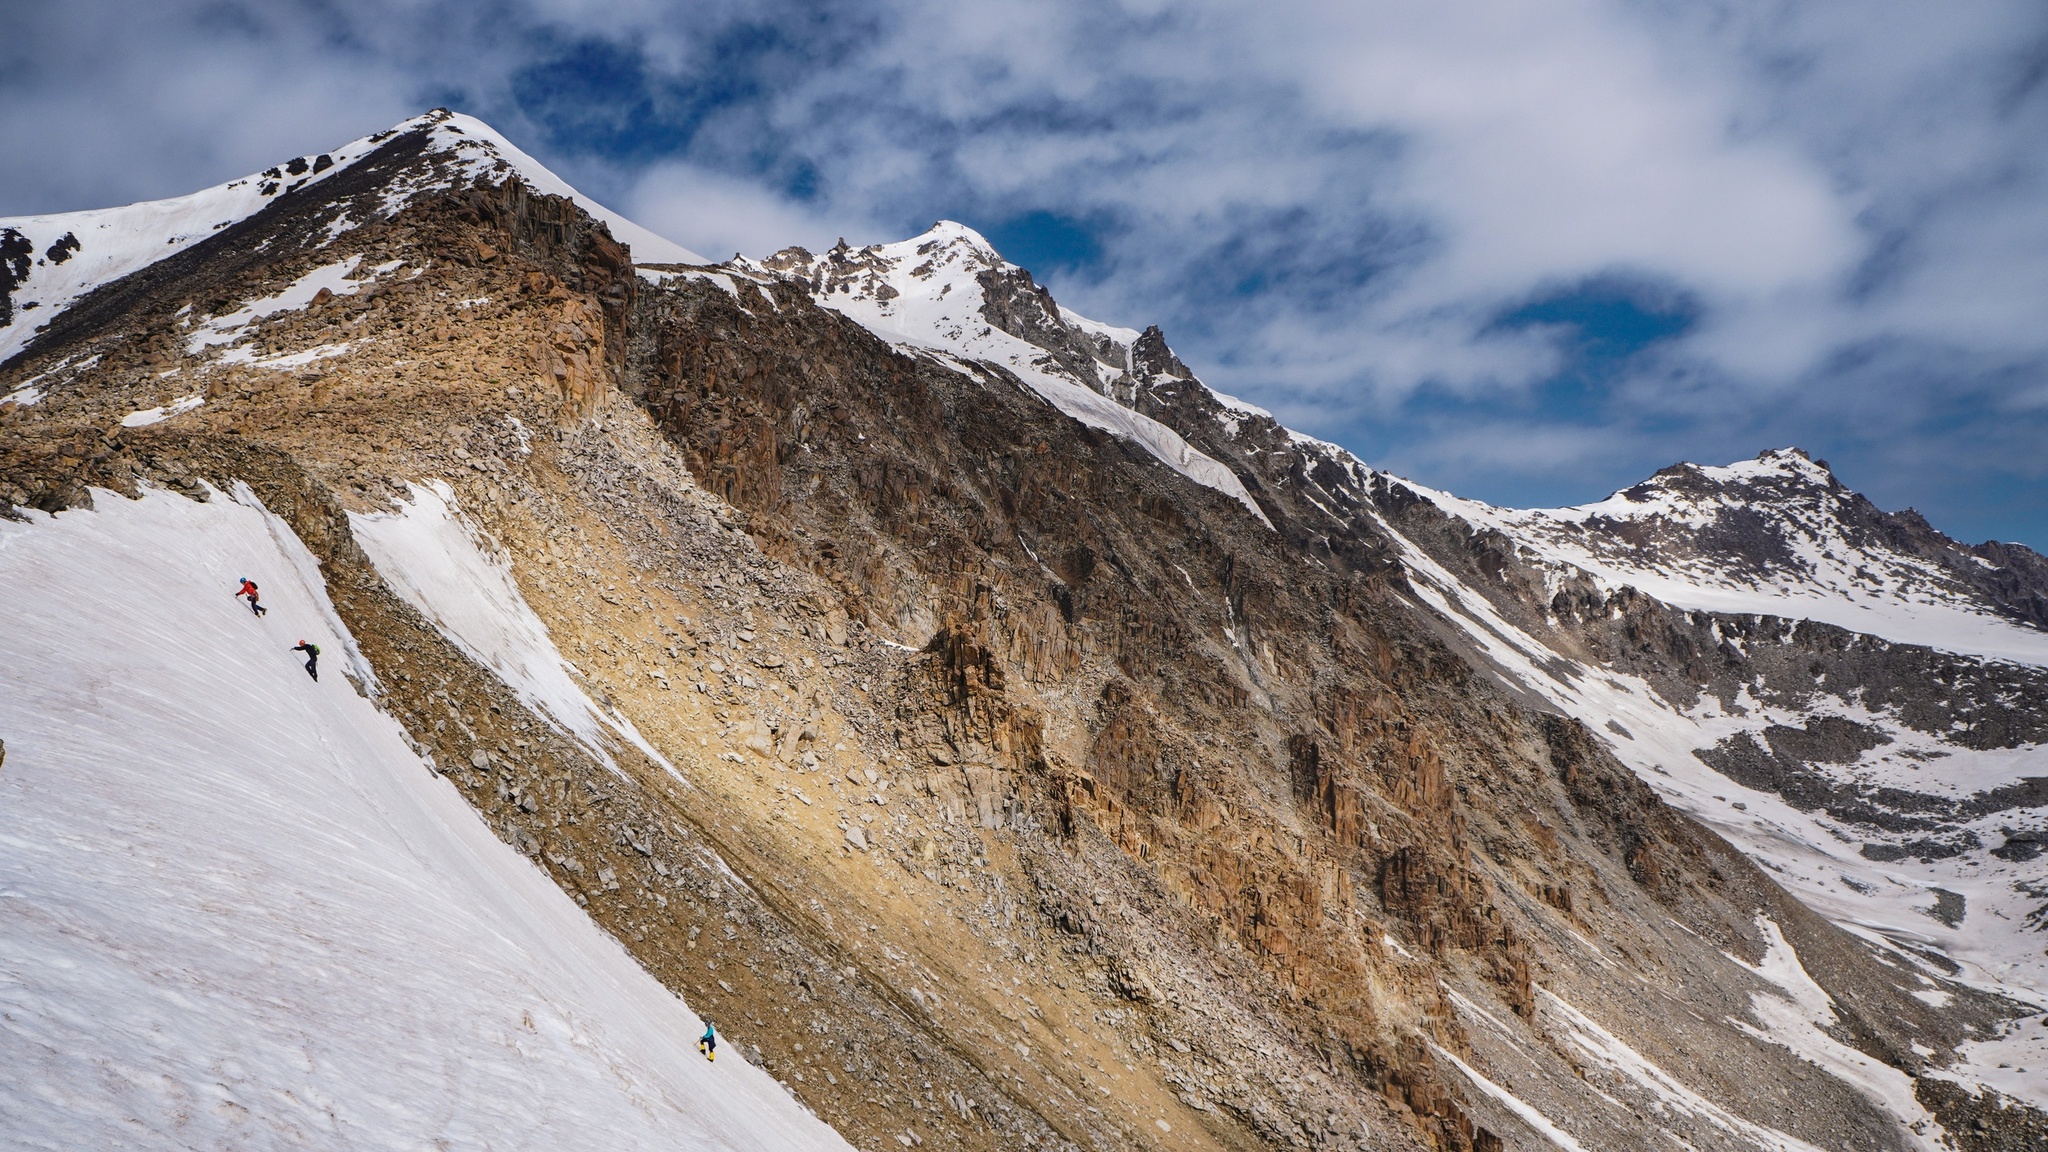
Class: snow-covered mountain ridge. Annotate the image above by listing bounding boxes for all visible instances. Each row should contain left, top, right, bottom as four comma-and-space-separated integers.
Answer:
743, 224, 1272, 527
6, 110, 2048, 1151
0, 109, 702, 369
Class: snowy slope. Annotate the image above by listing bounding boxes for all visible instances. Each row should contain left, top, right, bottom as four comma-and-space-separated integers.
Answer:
0, 486, 849, 1151
745, 223, 1273, 528
0, 109, 705, 368
1407, 449, 2048, 667
1142, 416, 2048, 1104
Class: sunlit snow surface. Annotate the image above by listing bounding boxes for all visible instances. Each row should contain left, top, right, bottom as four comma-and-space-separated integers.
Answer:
119, 393, 205, 427
0, 487, 848, 1151
184, 255, 400, 355
421, 113, 707, 267
3, 354, 97, 408
1431, 1044, 1591, 1152
1535, 986, 1849, 1152
1721, 918, 1944, 1143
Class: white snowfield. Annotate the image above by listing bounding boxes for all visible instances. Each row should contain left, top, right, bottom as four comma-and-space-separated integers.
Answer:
0, 487, 850, 1152
0, 109, 705, 372
743, 222, 1275, 530
1722, 919, 1943, 1145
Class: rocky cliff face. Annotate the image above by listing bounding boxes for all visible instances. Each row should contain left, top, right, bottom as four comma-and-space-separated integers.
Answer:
5, 112, 2047, 1151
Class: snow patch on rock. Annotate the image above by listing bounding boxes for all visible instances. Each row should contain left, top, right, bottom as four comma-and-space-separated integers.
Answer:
1539, 988, 1834, 1151
185, 255, 398, 355
119, 393, 205, 427
1724, 917, 1946, 1146
349, 481, 678, 779
1432, 1044, 1590, 1151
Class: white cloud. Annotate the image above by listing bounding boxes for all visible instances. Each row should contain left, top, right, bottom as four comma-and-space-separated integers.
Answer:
624, 164, 875, 263
1276, 1, 1860, 292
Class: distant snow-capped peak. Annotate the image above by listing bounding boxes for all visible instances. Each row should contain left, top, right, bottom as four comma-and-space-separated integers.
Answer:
1405, 446, 2048, 664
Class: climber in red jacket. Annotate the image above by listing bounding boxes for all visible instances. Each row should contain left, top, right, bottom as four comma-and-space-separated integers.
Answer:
235, 577, 267, 617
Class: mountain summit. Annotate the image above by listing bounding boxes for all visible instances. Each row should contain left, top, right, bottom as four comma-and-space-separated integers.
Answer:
5, 112, 2047, 1152
0, 109, 704, 368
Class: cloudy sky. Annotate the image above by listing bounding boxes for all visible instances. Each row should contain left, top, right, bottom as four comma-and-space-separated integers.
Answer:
6, 2, 2048, 546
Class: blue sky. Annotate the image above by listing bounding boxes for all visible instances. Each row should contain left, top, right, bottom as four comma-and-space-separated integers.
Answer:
6, 1, 2048, 547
